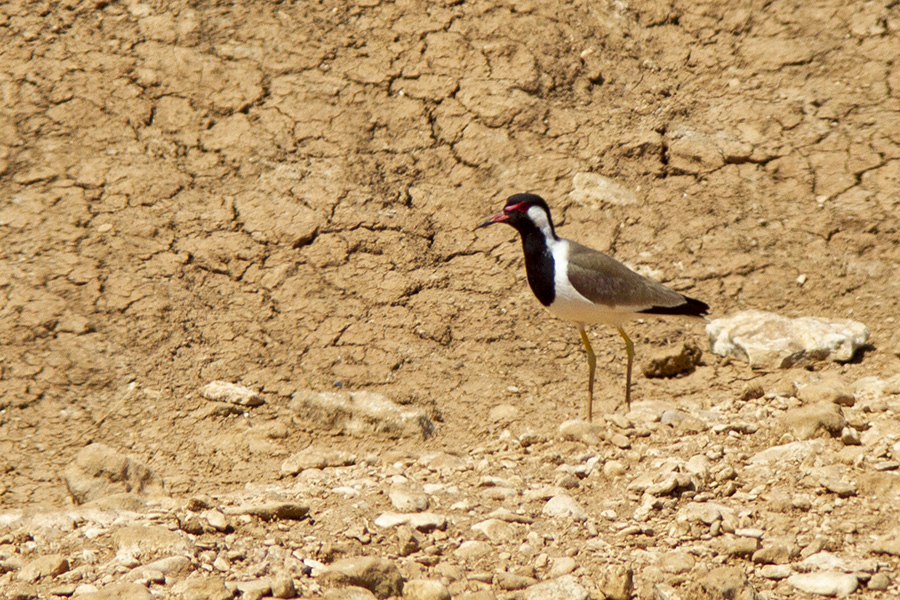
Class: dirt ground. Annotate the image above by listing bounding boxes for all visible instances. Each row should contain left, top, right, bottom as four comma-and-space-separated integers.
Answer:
2, 0, 900, 598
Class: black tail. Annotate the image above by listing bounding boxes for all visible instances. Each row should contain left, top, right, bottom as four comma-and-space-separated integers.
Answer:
640, 295, 709, 318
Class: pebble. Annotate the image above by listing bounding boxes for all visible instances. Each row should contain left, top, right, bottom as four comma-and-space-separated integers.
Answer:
454, 540, 492, 560
471, 519, 518, 543
719, 535, 759, 558
598, 565, 634, 600
16, 554, 69, 583
870, 532, 900, 556
323, 587, 379, 600
271, 574, 297, 599
175, 576, 234, 600
318, 556, 404, 599
126, 555, 192, 581
752, 543, 798, 564
494, 571, 537, 590
867, 572, 890, 590
787, 571, 858, 596
63, 443, 164, 504
403, 578, 451, 600
112, 525, 194, 561
782, 402, 846, 440
76, 582, 155, 600
235, 579, 271, 600
558, 420, 603, 445
520, 575, 588, 600
759, 564, 792, 580
374, 512, 447, 532
796, 381, 856, 406
643, 342, 701, 378
224, 501, 310, 521
548, 556, 577, 577
541, 495, 586, 520
281, 447, 357, 475
603, 460, 626, 478
200, 380, 264, 406
388, 486, 429, 512
203, 509, 229, 531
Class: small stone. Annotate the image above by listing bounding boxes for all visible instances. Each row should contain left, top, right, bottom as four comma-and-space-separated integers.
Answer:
752, 543, 799, 564
471, 519, 519, 543
598, 566, 634, 600
126, 555, 192, 581
177, 576, 234, 600
319, 556, 404, 599
740, 384, 765, 401
397, 526, 424, 557
374, 512, 447, 532
657, 551, 695, 574
403, 578, 451, 600
867, 572, 890, 590
494, 571, 537, 590
225, 501, 310, 521
608, 433, 632, 449
603, 461, 626, 478
236, 580, 272, 600
870, 532, 900, 556
759, 564, 792, 580
548, 556, 577, 577
112, 525, 194, 562
76, 582, 155, 600
281, 447, 356, 475
796, 381, 856, 406
454, 540, 492, 560
787, 571, 858, 596
488, 404, 519, 422
542, 495, 586, 520
323, 587, 379, 600
558, 420, 603, 445
688, 567, 757, 599
16, 554, 69, 583
720, 535, 759, 558
204, 509, 229, 531
840, 427, 861, 446
520, 575, 588, 600
271, 574, 297, 598
782, 402, 846, 440
200, 380, 263, 406
63, 443, 164, 504
643, 341, 701, 378
389, 486, 429, 512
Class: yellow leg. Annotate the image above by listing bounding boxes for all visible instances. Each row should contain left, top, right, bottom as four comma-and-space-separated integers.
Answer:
617, 327, 634, 411
578, 326, 596, 422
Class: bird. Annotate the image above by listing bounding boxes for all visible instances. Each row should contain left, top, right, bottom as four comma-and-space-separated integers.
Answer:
477, 193, 709, 422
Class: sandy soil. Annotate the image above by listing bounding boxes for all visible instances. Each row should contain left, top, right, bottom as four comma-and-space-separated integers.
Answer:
2, 0, 900, 598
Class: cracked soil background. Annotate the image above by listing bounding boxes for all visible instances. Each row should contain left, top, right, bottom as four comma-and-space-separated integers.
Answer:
2, 0, 900, 597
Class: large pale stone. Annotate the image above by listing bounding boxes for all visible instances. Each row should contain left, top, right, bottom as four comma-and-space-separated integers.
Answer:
291, 390, 435, 439
63, 443, 164, 504
707, 310, 869, 368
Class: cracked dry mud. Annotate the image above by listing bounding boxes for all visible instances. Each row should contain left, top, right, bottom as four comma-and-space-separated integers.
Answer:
2, 0, 900, 599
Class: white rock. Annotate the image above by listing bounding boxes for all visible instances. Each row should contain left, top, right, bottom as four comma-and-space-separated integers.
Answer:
707, 310, 869, 368
291, 390, 435, 439
542, 495, 587, 520
521, 575, 589, 600
403, 578, 450, 600
760, 564, 792, 580
373, 512, 447, 532
748, 440, 825, 466
569, 172, 638, 207
200, 380, 263, 406
388, 486, 429, 512
787, 571, 858, 596
471, 518, 519, 543
453, 540, 492, 560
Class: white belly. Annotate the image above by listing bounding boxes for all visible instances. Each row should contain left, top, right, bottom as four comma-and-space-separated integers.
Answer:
547, 239, 638, 328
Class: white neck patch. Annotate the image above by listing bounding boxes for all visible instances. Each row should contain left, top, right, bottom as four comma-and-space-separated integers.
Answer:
526, 204, 555, 239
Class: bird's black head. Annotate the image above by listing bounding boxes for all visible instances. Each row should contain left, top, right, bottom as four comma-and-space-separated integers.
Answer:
476, 193, 556, 236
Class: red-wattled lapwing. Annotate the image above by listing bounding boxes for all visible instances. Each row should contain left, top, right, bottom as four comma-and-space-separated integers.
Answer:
477, 193, 709, 422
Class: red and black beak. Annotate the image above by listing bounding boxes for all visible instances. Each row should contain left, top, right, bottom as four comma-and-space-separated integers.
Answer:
476, 211, 510, 230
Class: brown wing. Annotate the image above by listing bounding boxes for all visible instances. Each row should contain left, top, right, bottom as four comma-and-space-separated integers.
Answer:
566, 241, 705, 315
